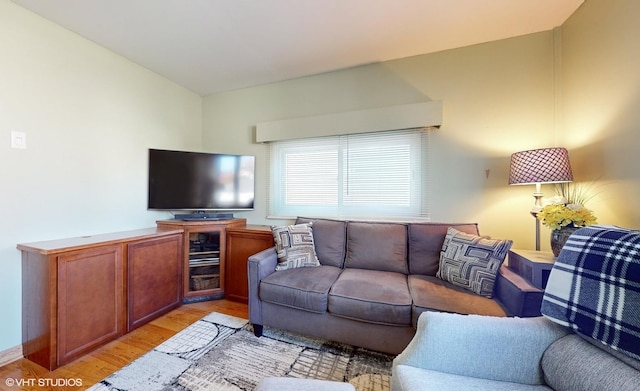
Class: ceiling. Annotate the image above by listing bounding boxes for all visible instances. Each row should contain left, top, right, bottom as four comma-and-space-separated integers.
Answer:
13, 0, 584, 96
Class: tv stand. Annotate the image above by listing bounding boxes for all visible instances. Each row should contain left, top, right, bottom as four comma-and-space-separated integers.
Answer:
156, 218, 247, 302
175, 211, 234, 221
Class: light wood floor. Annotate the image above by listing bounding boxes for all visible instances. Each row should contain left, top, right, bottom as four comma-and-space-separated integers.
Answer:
0, 299, 248, 391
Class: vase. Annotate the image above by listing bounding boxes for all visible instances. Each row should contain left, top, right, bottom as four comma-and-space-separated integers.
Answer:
550, 226, 578, 257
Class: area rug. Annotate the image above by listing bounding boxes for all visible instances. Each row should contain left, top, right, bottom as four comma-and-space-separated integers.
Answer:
88, 312, 394, 391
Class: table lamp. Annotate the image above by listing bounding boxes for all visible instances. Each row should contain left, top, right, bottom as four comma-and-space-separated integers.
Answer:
509, 147, 573, 250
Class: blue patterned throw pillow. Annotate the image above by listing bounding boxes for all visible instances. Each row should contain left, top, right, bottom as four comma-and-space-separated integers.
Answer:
272, 222, 321, 271
437, 227, 512, 297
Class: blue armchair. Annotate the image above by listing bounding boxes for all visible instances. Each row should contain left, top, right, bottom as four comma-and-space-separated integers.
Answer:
392, 312, 567, 390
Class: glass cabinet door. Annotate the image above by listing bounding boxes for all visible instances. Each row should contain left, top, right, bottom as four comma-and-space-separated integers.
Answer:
188, 231, 220, 293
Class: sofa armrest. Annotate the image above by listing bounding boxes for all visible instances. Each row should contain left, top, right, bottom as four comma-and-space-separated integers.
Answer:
392, 311, 568, 387
248, 247, 278, 326
494, 265, 544, 317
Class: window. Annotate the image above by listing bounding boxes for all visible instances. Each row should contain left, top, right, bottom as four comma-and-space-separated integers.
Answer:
268, 129, 430, 219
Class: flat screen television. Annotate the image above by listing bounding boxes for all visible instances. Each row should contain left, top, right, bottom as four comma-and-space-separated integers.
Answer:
148, 149, 255, 213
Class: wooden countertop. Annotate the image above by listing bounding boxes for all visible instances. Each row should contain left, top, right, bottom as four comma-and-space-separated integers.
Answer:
17, 227, 184, 255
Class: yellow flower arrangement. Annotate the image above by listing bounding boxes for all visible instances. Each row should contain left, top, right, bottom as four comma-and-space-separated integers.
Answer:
536, 195, 597, 231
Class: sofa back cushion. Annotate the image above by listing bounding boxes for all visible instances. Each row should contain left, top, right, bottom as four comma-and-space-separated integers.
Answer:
344, 222, 408, 274
408, 222, 479, 275
296, 217, 347, 268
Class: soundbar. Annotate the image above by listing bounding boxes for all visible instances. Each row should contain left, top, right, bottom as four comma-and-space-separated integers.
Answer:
175, 212, 234, 221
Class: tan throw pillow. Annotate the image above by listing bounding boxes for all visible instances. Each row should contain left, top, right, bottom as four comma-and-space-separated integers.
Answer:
437, 227, 512, 298
272, 222, 321, 271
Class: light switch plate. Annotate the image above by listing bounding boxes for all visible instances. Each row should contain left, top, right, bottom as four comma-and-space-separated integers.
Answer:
11, 131, 26, 149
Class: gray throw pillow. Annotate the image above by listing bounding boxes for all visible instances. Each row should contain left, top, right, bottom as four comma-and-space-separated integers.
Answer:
437, 227, 512, 297
272, 223, 321, 271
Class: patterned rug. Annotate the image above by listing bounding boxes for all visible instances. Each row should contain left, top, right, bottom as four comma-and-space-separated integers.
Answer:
88, 312, 394, 391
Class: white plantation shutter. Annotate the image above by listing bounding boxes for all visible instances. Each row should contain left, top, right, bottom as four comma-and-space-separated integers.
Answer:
269, 129, 430, 219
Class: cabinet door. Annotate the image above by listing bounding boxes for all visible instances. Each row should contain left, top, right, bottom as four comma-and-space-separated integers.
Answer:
225, 229, 274, 303
186, 230, 223, 300
127, 234, 183, 331
57, 244, 124, 366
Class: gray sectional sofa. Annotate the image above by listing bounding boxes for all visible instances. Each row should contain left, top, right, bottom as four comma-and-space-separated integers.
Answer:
248, 217, 511, 354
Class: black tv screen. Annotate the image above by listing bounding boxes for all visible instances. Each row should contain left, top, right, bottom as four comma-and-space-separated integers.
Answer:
148, 149, 255, 211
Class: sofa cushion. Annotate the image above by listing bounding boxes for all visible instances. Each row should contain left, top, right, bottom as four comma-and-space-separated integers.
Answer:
393, 365, 552, 391
542, 334, 640, 391
408, 275, 506, 326
437, 227, 512, 297
408, 223, 480, 275
296, 217, 347, 268
272, 223, 321, 271
329, 268, 412, 326
259, 265, 342, 313
345, 222, 408, 274
393, 312, 568, 388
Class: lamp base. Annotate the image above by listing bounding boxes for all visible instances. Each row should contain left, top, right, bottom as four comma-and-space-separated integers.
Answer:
531, 187, 543, 251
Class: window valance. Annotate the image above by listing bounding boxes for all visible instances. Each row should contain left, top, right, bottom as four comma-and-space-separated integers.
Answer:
256, 100, 442, 143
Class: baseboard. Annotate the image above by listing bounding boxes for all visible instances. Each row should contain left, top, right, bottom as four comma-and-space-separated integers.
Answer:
0, 345, 23, 367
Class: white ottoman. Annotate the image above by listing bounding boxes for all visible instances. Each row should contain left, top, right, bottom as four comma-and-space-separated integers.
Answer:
255, 377, 356, 391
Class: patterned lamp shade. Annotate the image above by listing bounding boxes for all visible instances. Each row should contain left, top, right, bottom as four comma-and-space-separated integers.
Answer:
509, 147, 573, 185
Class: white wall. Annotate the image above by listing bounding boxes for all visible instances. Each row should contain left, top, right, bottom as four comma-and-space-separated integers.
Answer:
0, 2, 202, 352
203, 0, 640, 249
560, 0, 640, 228
202, 31, 558, 246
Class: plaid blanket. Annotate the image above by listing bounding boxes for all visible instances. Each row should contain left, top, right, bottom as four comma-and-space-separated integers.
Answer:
541, 225, 640, 361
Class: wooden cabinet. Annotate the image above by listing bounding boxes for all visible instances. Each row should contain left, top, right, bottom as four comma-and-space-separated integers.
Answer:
127, 235, 183, 331
57, 244, 124, 366
156, 218, 246, 302
225, 225, 274, 303
18, 228, 183, 370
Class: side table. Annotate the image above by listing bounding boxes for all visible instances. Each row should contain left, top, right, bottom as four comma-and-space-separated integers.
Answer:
494, 249, 556, 317
507, 249, 555, 289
